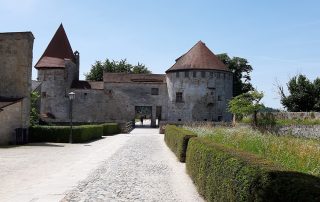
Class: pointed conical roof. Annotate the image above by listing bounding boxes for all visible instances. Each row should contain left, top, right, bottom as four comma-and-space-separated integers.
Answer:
166, 41, 229, 73
35, 24, 75, 69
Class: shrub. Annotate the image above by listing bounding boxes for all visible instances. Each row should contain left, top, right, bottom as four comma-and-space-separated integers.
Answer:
186, 137, 320, 202
101, 123, 120, 135
29, 125, 103, 143
185, 125, 320, 176
164, 125, 197, 162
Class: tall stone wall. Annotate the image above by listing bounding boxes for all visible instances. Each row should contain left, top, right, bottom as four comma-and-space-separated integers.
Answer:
0, 102, 22, 144
103, 82, 168, 126
0, 32, 34, 130
166, 70, 232, 122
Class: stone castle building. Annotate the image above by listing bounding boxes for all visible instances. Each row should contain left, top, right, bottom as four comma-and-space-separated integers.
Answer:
36, 25, 233, 127
0, 32, 34, 144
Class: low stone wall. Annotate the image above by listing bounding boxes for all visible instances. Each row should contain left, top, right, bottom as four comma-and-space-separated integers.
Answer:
119, 121, 134, 133
276, 125, 320, 139
259, 112, 320, 120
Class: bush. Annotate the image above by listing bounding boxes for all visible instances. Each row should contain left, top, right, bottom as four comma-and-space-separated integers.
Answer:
29, 125, 103, 143
101, 123, 120, 135
186, 137, 320, 202
164, 125, 197, 162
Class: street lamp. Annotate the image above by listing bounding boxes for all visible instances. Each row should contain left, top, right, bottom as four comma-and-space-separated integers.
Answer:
68, 92, 75, 143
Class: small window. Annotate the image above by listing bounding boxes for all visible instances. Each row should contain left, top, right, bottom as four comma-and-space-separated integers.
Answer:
151, 88, 159, 95
193, 71, 197, 78
217, 73, 220, 79
201, 71, 206, 78
185, 71, 189, 78
218, 95, 222, 101
176, 92, 183, 103
218, 116, 223, 121
42, 92, 47, 98
204, 119, 207, 121
210, 72, 214, 78
178, 119, 182, 121
176, 72, 180, 78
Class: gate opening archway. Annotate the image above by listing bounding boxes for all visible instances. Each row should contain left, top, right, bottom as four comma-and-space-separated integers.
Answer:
135, 106, 153, 128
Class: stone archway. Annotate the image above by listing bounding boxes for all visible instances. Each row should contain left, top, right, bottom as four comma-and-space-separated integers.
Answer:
135, 106, 152, 127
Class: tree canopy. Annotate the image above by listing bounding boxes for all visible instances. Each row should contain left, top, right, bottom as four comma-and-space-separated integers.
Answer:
85, 59, 151, 81
228, 90, 264, 125
279, 74, 320, 112
216, 53, 254, 97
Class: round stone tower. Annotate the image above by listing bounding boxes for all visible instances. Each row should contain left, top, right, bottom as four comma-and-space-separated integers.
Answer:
165, 41, 233, 122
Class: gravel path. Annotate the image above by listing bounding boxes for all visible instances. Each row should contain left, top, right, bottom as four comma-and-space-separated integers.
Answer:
62, 128, 203, 202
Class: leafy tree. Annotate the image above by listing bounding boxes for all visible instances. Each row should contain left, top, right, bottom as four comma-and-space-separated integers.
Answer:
85, 59, 151, 81
228, 90, 264, 126
30, 91, 40, 126
217, 53, 254, 97
279, 74, 320, 112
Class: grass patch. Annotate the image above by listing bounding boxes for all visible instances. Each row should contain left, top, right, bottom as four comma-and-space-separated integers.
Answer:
185, 125, 320, 176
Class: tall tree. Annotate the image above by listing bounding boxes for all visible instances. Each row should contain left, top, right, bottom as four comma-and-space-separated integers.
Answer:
279, 74, 320, 112
85, 59, 151, 81
217, 53, 254, 97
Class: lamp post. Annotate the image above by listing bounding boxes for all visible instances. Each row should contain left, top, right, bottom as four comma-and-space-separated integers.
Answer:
68, 92, 75, 143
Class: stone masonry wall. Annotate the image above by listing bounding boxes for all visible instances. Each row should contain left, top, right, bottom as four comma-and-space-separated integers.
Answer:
0, 32, 34, 143
166, 70, 232, 122
259, 112, 320, 120
0, 102, 22, 144
276, 125, 320, 139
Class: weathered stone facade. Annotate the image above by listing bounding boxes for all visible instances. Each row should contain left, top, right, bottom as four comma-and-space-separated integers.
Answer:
36, 26, 233, 127
0, 32, 34, 144
166, 70, 233, 122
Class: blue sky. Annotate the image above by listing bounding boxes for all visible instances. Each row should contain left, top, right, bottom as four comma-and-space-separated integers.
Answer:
1, 0, 320, 109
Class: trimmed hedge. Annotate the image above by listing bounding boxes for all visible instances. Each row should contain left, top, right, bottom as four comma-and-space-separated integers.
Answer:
186, 137, 320, 202
101, 123, 121, 136
29, 125, 103, 143
164, 125, 197, 162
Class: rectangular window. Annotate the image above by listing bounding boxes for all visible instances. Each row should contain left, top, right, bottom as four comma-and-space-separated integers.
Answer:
201, 71, 206, 78
151, 88, 159, 95
176, 72, 179, 78
176, 92, 183, 103
217, 73, 220, 79
42, 92, 47, 98
193, 71, 197, 78
185, 71, 189, 78
210, 72, 214, 78
218, 95, 222, 101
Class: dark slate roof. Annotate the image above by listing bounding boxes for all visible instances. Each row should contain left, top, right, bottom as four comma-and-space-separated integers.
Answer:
0, 97, 23, 109
71, 80, 104, 90
166, 41, 229, 73
35, 24, 75, 69
32, 80, 41, 91
103, 73, 166, 83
